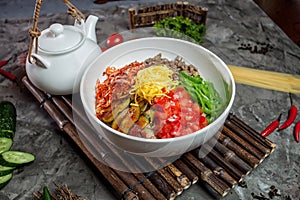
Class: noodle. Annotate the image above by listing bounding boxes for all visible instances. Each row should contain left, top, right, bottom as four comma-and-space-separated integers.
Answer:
130, 65, 179, 104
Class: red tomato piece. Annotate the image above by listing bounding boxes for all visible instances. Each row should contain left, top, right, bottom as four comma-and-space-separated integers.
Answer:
100, 46, 107, 52
106, 33, 124, 48
151, 87, 209, 139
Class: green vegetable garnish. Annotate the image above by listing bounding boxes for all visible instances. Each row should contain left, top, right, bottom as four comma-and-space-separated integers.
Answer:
179, 71, 224, 122
153, 16, 206, 44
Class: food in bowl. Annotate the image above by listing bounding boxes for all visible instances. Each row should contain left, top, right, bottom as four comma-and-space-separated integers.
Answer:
80, 37, 235, 157
95, 53, 224, 139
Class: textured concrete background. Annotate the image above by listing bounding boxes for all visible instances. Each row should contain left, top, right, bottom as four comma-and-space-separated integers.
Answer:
0, 0, 300, 200
0, 0, 159, 19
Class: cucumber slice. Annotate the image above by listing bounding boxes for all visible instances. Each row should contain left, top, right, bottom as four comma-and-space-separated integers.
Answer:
0, 151, 35, 167
0, 164, 15, 176
0, 101, 17, 139
0, 137, 13, 154
0, 173, 13, 189
0, 130, 14, 140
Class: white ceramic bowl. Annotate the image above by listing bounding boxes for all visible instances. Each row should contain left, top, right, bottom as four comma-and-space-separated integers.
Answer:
80, 37, 235, 157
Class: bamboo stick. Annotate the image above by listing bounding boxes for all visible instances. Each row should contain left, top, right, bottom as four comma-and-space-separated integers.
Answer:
60, 95, 174, 200
64, 124, 139, 200
88, 145, 156, 200
147, 172, 177, 200
60, 94, 173, 200
61, 95, 92, 127
222, 126, 265, 160
64, 122, 136, 200
173, 159, 199, 184
225, 120, 270, 157
230, 114, 276, 151
209, 140, 252, 174
104, 142, 167, 200
196, 151, 237, 188
22, 77, 139, 200
158, 167, 183, 196
164, 163, 191, 190
144, 157, 184, 196
129, 2, 208, 30
53, 98, 156, 200
216, 132, 260, 168
51, 96, 74, 123
196, 144, 244, 182
182, 152, 230, 197
111, 170, 156, 200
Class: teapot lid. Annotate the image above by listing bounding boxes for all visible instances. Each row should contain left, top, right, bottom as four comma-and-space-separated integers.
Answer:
38, 23, 84, 53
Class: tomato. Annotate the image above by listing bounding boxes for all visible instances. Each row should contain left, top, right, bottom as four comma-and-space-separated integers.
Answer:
100, 46, 107, 52
150, 86, 208, 139
106, 33, 124, 48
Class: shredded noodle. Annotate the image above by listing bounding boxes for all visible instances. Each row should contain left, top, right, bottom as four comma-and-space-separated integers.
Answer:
130, 65, 179, 104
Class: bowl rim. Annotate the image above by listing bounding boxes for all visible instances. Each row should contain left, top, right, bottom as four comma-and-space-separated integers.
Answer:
80, 37, 236, 143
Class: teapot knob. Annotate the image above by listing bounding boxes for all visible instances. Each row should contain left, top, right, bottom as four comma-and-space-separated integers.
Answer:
49, 23, 64, 37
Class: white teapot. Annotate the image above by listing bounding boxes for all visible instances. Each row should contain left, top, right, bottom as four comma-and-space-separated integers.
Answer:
26, 15, 102, 95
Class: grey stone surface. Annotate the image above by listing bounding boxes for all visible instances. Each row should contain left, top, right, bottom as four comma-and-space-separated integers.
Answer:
0, 0, 299, 199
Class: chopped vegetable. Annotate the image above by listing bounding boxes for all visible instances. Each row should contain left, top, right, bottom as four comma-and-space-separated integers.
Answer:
179, 71, 224, 122
96, 57, 222, 139
153, 87, 208, 138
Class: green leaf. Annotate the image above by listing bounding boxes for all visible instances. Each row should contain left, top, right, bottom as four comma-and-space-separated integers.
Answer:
154, 16, 206, 44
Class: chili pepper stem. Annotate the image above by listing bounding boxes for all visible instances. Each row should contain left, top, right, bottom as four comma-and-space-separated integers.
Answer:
294, 121, 300, 143
289, 92, 293, 106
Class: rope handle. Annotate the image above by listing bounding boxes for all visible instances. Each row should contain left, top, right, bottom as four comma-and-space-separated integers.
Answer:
28, 0, 85, 64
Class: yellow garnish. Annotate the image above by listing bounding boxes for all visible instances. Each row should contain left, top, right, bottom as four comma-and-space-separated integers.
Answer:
130, 65, 179, 104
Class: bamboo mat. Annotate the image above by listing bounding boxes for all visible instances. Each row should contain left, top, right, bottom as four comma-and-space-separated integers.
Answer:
22, 76, 276, 200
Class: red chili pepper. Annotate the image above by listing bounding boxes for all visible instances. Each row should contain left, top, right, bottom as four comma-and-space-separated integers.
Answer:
0, 69, 17, 81
278, 105, 298, 131
294, 121, 300, 143
0, 60, 9, 68
261, 114, 282, 137
0, 54, 15, 68
278, 93, 298, 131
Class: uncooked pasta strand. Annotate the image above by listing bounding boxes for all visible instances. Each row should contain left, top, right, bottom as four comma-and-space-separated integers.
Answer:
228, 65, 300, 94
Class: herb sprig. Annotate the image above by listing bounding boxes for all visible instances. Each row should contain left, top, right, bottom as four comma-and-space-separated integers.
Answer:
153, 16, 206, 44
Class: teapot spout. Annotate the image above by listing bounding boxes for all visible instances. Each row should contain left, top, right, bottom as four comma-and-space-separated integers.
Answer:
85, 15, 98, 43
